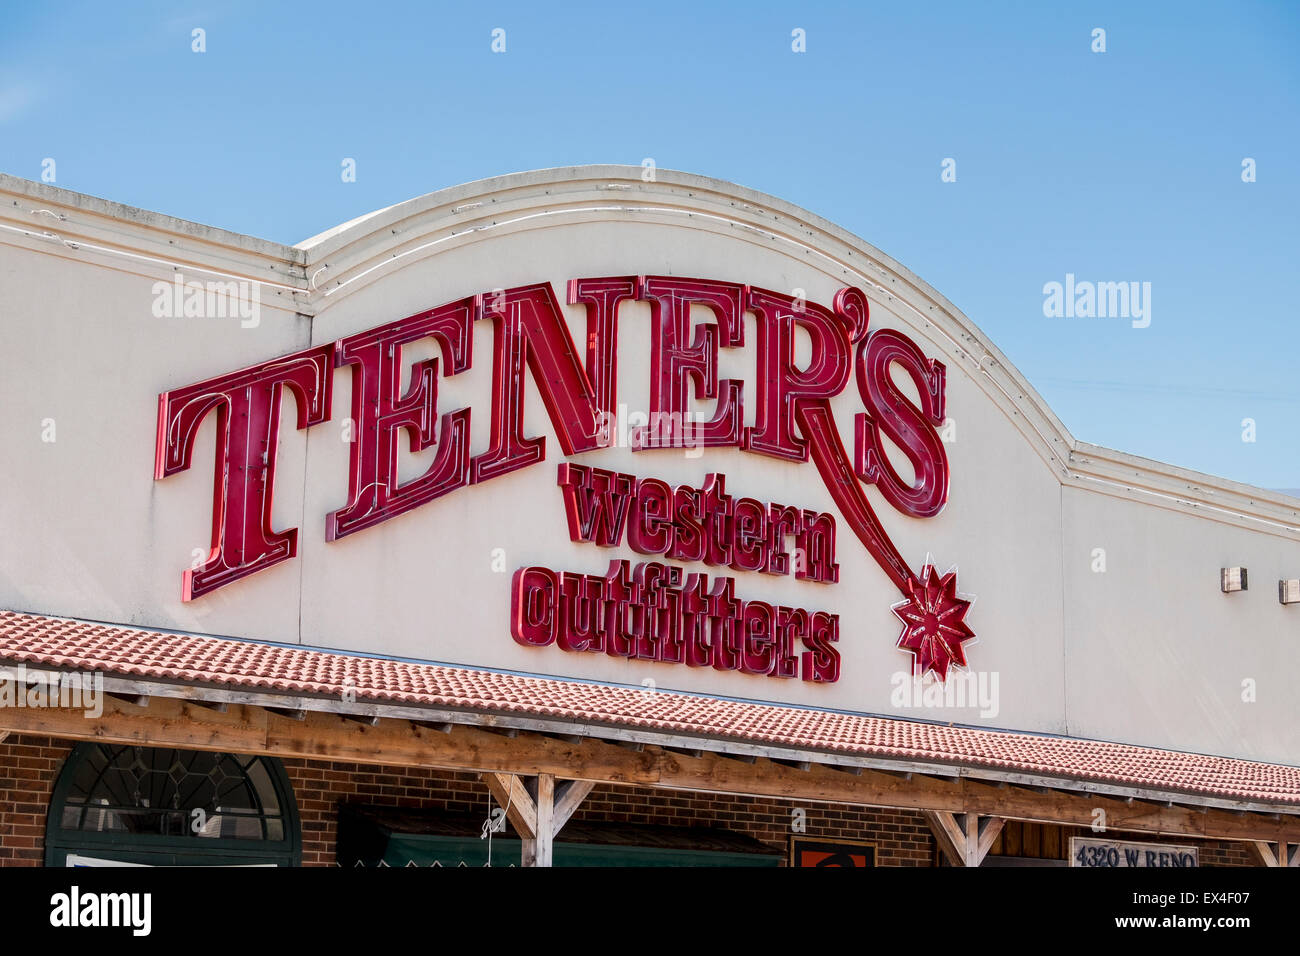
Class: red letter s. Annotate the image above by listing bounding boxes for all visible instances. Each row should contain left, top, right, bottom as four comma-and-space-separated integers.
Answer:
854, 328, 948, 519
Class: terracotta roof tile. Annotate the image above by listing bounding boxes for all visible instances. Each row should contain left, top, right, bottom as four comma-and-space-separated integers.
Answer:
0, 609, 1296, 806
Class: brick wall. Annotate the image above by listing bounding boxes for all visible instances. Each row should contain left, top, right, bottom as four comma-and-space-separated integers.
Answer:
0, 733, 1264, 868
1199, 840, 1255, 867
281, 757, 935, 866
0, 734, 72, 866
283, 761, 486, 866
568, 786, 935, 866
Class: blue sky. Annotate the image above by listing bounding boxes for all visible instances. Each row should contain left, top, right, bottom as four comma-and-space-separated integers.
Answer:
1, 0, 1296, 488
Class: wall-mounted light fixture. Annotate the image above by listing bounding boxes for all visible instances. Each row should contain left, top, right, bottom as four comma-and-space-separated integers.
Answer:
1280, 579, 1300, 605
1220, 567, 1247, 593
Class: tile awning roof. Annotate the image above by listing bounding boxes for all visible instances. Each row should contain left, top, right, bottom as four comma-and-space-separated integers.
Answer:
1, 609, 1297, 808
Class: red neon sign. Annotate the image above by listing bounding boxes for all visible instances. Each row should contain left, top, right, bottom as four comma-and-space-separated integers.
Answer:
511, 559, 840, 682
154, 274, 973, 680
154, 345, 333, 600
556, 465, 838, 582
327, 296, 474, 540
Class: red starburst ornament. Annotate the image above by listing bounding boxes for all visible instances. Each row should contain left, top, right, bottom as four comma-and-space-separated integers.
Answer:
892, 561, 976, 681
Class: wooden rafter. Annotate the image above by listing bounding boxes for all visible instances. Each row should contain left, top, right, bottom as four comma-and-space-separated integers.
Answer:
188, 699, 228, 714
0, 698, 1295, 845
106, 692, 150, 709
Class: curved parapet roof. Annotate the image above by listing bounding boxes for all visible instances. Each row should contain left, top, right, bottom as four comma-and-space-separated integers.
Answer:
1, 165, 1296, 536
291, 165, 1300, 539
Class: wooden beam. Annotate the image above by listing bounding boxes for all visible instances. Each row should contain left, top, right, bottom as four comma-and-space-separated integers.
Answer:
1252, 841, 1277, 866
541, 732, 582, 744
552, 780, 596, 837
924, 811, 1005, 866
1252, 839, 1300, 867
772, 758, 813, 772
482, 773, 592, 867
107, 692, 150, 709
482, 772, 537, 841
189, 699, 228, 714
2, 699, 1295, 844
923, 810, 968, 866
0, 731, 8, 744
69, 674, 1300, 818
266, 707, 306, 721
413, 721, 453, 734
976, 815, 1006, 862
665, 746, 703, 758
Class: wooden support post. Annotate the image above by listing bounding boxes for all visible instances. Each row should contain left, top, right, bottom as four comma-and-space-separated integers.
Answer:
482, 772, 595, 867
1252, 839, 1300, 867
924, 811, 1005, 866
526, 773, 555, 867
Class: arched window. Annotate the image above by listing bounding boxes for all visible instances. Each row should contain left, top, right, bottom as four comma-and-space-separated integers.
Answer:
45, 744, 300, 867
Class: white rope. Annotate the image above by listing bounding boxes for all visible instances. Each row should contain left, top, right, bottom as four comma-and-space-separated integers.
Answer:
480, 777, 514, 868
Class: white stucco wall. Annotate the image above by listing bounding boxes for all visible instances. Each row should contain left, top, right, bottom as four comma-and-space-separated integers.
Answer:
0, 168, 1295, 764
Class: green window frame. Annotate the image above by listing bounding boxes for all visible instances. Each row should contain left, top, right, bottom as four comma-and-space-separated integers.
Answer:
44, 743, 301, 867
